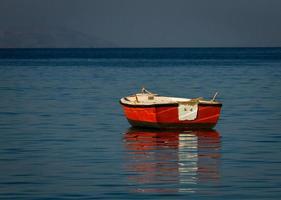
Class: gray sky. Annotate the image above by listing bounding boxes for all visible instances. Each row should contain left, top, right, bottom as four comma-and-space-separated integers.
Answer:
0, 0, 281, 47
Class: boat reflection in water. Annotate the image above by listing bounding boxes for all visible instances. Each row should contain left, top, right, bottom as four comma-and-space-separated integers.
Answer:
124, 128, 221, 194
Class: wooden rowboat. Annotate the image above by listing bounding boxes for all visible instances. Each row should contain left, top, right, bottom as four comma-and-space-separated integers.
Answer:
120, 88, 222, 129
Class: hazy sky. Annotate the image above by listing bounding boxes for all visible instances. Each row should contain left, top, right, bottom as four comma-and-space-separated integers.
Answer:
1, 0, 281, 47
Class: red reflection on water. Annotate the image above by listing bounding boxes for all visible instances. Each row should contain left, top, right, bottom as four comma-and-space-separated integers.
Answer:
124, 128, 221, 193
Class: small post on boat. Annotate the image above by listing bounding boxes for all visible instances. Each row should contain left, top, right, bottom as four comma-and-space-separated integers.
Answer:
135, 94, 139, 102
212, 92, 219, 101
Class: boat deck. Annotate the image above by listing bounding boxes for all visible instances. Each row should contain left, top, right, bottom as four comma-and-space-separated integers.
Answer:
120, 93, 221, 106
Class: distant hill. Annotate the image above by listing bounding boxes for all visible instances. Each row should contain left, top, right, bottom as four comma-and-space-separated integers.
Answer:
0, 27, 116, 48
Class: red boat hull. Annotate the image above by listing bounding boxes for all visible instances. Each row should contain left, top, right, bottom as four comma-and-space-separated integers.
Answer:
121, 103, 222, 129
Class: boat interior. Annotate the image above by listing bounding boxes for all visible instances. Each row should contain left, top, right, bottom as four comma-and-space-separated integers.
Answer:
120, 88, 221, 106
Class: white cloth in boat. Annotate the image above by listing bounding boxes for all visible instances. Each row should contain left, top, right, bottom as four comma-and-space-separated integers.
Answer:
178, 101, 198, 121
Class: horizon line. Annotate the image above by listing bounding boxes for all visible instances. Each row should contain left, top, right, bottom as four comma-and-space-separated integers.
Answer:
0, 46, 281, 50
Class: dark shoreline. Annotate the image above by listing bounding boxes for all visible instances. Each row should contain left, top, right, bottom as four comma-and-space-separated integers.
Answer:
0, 47, 280, 60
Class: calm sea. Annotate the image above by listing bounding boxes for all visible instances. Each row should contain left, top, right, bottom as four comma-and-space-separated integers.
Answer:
0, 48, 280, 199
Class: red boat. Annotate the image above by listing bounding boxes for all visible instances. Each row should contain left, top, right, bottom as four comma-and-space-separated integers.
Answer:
120, 88, 222, 129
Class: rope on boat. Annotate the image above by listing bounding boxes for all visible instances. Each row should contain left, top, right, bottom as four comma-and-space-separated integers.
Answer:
179, 97, 203, 106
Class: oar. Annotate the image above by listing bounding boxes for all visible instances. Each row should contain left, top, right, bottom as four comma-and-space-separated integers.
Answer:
212, 92, 219, 101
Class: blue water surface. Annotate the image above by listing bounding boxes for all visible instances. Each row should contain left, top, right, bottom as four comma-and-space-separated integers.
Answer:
0, 48, 280, 199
